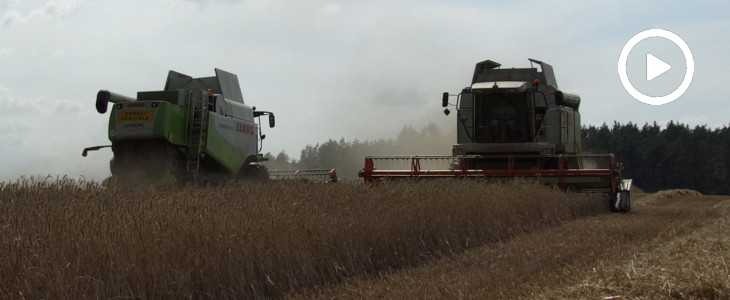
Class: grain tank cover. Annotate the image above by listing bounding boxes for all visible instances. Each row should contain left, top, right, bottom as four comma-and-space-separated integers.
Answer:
471, 58, 559, 89
163, 68, 245, 104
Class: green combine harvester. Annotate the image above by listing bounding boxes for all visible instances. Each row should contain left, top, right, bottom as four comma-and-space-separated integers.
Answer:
83, 69, 275, 185
360, 59, 632, 212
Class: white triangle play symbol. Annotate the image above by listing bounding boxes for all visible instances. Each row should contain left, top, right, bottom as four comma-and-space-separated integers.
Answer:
646, 53, 671, 81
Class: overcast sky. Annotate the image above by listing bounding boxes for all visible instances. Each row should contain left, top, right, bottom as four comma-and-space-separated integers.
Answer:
1, 0, 728, 181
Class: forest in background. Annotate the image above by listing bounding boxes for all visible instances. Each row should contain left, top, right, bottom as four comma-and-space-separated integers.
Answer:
263, 121, 730, 195
582, 121, 730, 195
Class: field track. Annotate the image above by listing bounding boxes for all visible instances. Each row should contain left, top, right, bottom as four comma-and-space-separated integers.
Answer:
292, 191, 730, 299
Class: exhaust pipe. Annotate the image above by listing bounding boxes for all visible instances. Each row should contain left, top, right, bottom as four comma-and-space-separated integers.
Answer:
96, 90, 137, 114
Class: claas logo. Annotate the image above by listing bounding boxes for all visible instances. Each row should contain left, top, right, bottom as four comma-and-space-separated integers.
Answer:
236, 123, 255, 135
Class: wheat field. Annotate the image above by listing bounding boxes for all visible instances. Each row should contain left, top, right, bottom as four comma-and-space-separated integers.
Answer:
290, 189, 730, 299
0, 177, 607, 299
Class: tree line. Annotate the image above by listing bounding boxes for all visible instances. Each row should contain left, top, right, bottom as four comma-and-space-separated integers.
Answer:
264, 121, 729, 195
583, 121, 729, 195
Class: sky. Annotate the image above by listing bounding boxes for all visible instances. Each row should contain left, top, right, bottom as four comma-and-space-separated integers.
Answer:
0, 0, 728, 181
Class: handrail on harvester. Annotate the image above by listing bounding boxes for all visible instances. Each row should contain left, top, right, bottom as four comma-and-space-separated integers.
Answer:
359, 154, 619, 194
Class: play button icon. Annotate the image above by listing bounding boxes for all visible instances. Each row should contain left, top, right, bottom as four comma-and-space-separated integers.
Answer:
646, 53, 671, 81
618, 29, 694, 106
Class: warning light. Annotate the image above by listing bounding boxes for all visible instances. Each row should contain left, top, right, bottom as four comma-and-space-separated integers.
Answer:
533, 79, 541, 86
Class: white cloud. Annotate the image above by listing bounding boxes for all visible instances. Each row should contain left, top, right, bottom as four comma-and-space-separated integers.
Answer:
0, 84, 84, 116
0, 119, 31, 148
678, 115, 711, 127
0, 84, 110, 182
0, 47, 12, 60
0, 84, 41, 115
1, 0, 82, 26
52, 48, 66, 56
323, 2, 341, 15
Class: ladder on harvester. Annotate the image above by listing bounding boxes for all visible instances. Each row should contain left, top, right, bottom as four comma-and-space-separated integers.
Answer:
186, 91, 208, 175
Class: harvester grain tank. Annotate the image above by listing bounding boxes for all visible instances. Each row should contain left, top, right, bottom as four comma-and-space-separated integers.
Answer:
360, 59, 632, 212
83, 69, 275, 185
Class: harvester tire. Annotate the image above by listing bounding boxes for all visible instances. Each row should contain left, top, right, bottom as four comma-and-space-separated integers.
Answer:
241, 164, 269, 181
612, 191, 632, 213
200, 172, 228, 186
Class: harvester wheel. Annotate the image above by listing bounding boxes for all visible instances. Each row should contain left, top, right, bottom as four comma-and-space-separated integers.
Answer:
200, 172, 228, 186
241, 164, 269, 181
612, 191, 632, 213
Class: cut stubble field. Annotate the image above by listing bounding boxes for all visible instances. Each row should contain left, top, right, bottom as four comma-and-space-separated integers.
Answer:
0, 178, 727, 299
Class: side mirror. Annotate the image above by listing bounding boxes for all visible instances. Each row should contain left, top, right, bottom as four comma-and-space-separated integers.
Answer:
442, 92, 449, 107
268, 114, 275, 128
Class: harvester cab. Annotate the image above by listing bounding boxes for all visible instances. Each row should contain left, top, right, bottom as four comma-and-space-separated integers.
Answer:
444, 59, 581, 160
83, 68, 275, 185
361, 59, 632, 212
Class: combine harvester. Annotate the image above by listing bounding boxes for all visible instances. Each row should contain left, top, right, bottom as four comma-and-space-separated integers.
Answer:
360, 59, 632, 212
83, 69, 275, 185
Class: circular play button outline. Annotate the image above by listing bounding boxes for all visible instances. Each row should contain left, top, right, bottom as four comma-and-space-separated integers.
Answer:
618, 29, 694, 106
